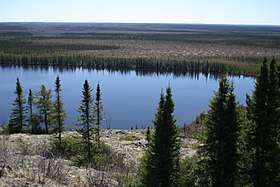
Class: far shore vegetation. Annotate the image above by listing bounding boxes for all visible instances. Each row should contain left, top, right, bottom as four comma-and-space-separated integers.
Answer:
1, 23, 280, 76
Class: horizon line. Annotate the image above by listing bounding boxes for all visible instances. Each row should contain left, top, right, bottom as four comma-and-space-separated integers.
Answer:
1, 21, 280, 27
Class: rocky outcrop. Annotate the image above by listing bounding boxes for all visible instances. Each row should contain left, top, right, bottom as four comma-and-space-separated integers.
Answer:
0, 129, 197, 186
101, 129, 197, 165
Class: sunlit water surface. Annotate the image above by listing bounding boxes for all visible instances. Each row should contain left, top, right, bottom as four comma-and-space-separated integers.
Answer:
0, 66, 255, 129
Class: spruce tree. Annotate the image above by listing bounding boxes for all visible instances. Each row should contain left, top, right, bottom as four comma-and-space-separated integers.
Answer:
9, 77, 26, 133
146, 126, 151, 145
140, 87, 180, 187
77, 80, 94, 164
27, 89, 34, 133
93, 82, 104, 147
27, 89, 42, 134
53, 75, 67, 150
35, 85, 53, 134
246, 58, 280, 186
223, 85, 239, 185
198, 77, 239, 187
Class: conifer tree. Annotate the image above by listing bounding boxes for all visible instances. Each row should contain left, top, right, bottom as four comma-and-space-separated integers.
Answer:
140, 87, 180, 187
35, 85, 53, 134
77, 80, 94, 164
198, 77, 239, 187
246, 58, 280, 186
27, 89, 42, 134
53, 75, 67, 149
9, 77, 26, 133
27, 89, 34, 133
93, 82, 103, 147
146, 126, 151, 145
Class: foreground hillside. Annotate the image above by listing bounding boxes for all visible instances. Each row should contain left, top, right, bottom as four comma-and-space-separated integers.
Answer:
0, 129, 197, 186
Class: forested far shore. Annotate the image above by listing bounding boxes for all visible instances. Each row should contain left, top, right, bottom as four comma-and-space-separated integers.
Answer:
1, 23, 280, 77
0, 54, 260, 76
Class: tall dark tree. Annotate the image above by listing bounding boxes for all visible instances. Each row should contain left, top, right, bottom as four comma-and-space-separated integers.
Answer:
93, 82, 104, 147
77, 80, 94, 164
9, 77, 26, 133
27, 89, 34, 133
139, 87, 180, 187
53, 75, 67, 149
27, 89, 42, 134
35, 85, 53, 134
146, 126, 151, 145
198, 77, 239, 187
246, 58, 280, 187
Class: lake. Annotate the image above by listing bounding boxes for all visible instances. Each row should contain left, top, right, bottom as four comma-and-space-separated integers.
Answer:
0, 66, 255, 129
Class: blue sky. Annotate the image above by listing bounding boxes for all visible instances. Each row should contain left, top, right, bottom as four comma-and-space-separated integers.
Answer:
1, 0, 279, 25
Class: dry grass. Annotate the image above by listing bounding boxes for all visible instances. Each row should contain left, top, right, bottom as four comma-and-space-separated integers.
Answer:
0, 134, 121, 186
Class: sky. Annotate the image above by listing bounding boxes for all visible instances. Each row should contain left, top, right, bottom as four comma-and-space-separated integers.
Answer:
0, 0, 280, 25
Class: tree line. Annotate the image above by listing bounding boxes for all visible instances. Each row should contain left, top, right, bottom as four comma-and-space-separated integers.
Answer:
0, 53, 259, 76
7, 76, 104, 157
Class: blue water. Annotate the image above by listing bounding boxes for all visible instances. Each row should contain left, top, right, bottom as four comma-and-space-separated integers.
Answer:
0, 66, 255, 129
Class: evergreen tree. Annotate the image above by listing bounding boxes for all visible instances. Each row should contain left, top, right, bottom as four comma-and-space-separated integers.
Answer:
198, 77, 239, 187
53, 75, 67, 149
146, 126, 151, 145
77, 80, 94, 164
27, 89, 34, 133
27, 89, 43, 134
35, 85, 53, 134
93, 82, 104, 147
246, 58, 280, 187
139, 87, 180, 187
9, 77, 26, 133
183, 123, 186, 137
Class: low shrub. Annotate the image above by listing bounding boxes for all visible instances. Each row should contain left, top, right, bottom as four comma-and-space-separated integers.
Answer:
119, 135, 136, 141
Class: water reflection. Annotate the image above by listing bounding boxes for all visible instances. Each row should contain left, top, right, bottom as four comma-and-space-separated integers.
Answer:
1, 64, 253, 80
0, 65, 255, 129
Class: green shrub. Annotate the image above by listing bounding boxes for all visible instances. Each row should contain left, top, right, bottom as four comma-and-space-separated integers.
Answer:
179, 156, 198, 187
0, 125, 8, 134
119, 135, 136, 141
56, 134, 124, 170
60, 135, 83, 159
